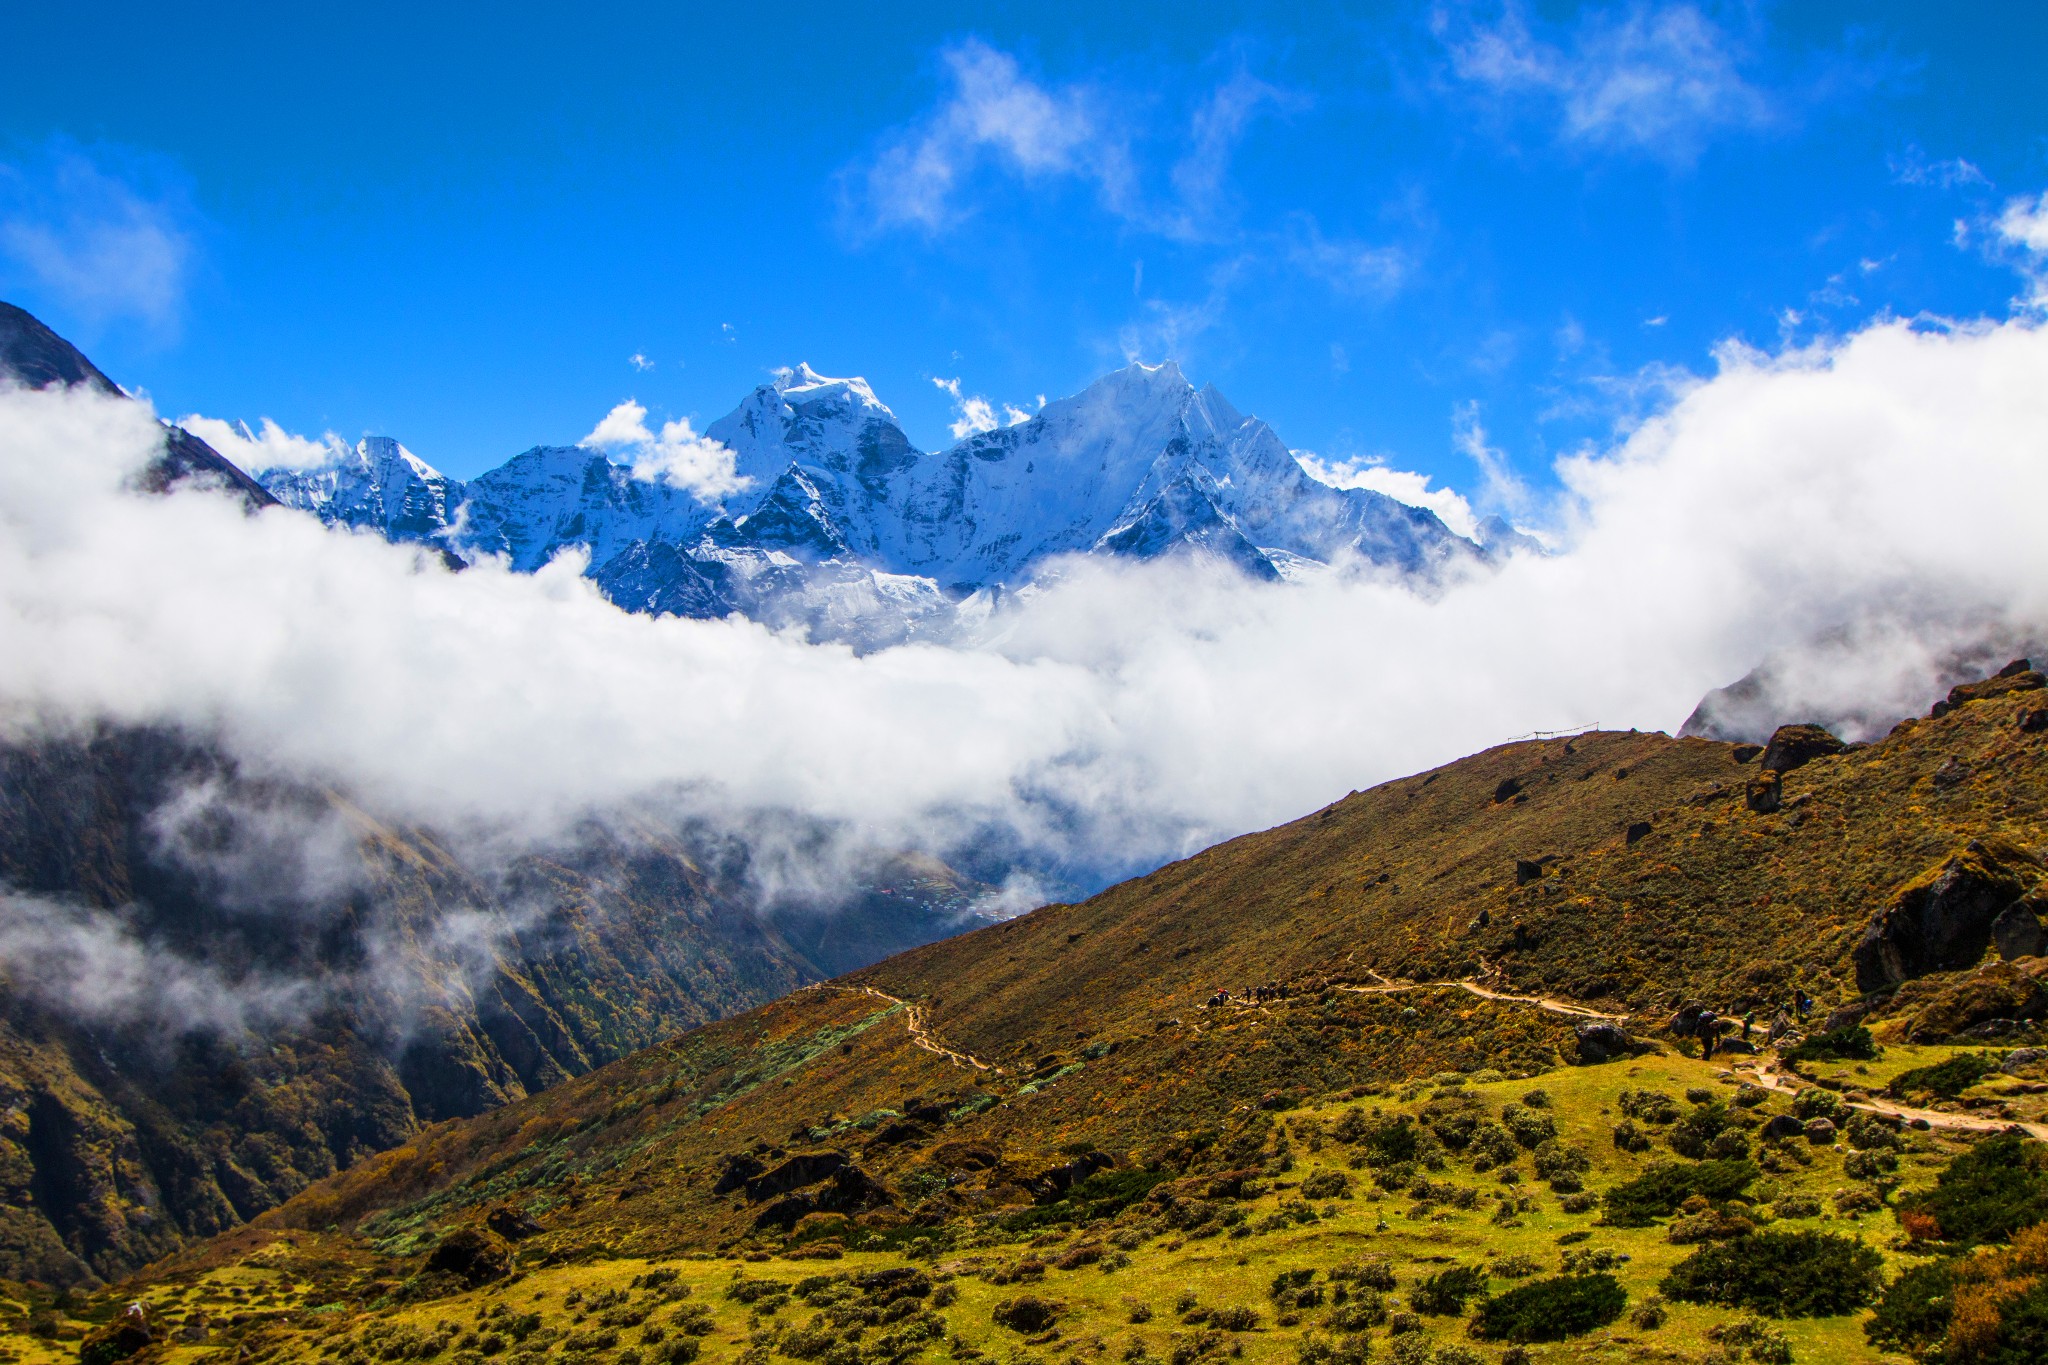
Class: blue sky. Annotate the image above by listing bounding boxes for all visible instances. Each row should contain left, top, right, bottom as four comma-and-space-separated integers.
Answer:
2, 1, 2044, 497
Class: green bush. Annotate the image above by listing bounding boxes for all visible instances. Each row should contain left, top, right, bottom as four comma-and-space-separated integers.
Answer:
1533, 1140, 1590, 1183
1409, 1265, 1487, 1315
1618, 1090, 1682, 1124
1668, 1102, 1731, 1159
1470, 1274, 1627, 1342
1499, 1105, 1558, 1149
1661, 1230, 1884, 1317
1864, 1258, 1957, 1356
1889, 1053, 1999, 1101
1467, 1122, 1521, 1170
1792, 1088, 1841, 1120
1603, 1159, 1759, 1226
1787, 1026, 1879, 1063
1300, 1170, 1353, 1200
1896, 1133, 2048, 1247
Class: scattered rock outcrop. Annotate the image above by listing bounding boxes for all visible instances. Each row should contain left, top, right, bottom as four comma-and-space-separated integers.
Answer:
485, 1206, 543, 1241
1993, 899, 2047, 962
1852, 840, 2043, 991
1759, 724, 1845, 774
1573, 1022, 1637, 1063
752, 1164, 893, 1231
1744, 772, 1782, 814
423, 1228, 511, 1287
745, 1152, 850, 1202
1932, 659, 2045, 717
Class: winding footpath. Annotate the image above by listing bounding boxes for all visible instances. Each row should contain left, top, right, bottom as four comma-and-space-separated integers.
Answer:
1329, 971, 2048, 1140
1333, 968, 1631, 1023
809, 984, 1002, 1074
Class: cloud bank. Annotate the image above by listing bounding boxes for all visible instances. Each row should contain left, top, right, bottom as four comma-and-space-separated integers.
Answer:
3, 314, 2047, 902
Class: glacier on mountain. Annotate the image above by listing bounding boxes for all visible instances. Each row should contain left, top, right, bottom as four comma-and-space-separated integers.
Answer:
257, 360, 1497, 646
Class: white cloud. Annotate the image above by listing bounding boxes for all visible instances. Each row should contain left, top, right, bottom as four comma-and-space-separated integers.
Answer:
1294, 452, 1481, 539
178, 414, 346, 471
581, 398, 750, 503
1998, 190, 2048, 308
853, 39, 1123, 233
1286, 221, 1409, 297
1891, 150, 1991, 190
0, 147, 194, 332
1451, 401, 1532, 517
932, 375, 1005, 439
630, 352, 653, 371
1439, 1, 1770, 159
1002, 405, 1034, 426
2, 314, 2047, 906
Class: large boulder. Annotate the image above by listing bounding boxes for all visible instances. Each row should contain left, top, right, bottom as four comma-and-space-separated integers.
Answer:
1760, 724, 1845, 774
1574, 1021, 1635, 1063
423, 1228, 511, 1288
744, 1151, 848, 1202
752, 1164, 893, 1230
1993, 899, 2047, 961
485, 1205, 543, 1241
1935, 660, 2045, 715
1852, 840, 2042, 991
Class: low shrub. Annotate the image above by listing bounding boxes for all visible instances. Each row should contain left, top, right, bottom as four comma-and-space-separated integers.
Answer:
1792, 1089, 1841, 1120
1500, 1105, 1558, 1149
1668, 1101, 1732, 1159
1661, 1230, 1884, 1317
1409, 1265, 1487, 1316
1864, 1258, 1957, 1356
1300, 1171, 1353, 1200
1619, 1090, 1682, 1124
1786, 1026, 1879, 1063
1329, 1258, 1397, 1291
1611, 1118, 1651, 1153
1295, 1334, 1370, 1365
1470, 1274, 1627, 1342
1896, 1133, 2048, 1248
992, 1297, 1064, 1334
1888, 1053, 1999, 1101
1603, 1159, 1759, 1226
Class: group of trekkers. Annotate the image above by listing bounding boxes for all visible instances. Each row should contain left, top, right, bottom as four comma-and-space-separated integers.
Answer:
1203, 982, 1295, 1008
1674, 988, 1815, 1058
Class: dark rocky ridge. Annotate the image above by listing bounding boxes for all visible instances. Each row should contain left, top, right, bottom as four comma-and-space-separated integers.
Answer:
0, 301, 275, 510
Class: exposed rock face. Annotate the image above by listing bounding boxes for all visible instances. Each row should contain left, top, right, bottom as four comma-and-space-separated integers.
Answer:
485, 1205, 543, 1241
1803, 1118, 1837, 1145
423, 1227, 510, 1287
1852, 840, 2042, 991
1760, 724, 1846, 774
744, 1151, 849, 1202
1574, 1022, 1634, 1063
1745, 772, 1783, 814
1993, 900, 2047, 962
1934, 660, 2045, 716
0, 302, 274, 511
752, 1163, 892, 1230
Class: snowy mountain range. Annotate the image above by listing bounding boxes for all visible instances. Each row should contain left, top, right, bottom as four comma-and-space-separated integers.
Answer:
258, 361, 1496, 645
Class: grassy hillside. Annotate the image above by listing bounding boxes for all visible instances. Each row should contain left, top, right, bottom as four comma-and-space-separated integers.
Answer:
7, 674, 2047, 1363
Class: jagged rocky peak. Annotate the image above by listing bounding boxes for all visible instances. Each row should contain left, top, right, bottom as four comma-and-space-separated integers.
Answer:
259, 435, 462, 544
708, 362, 917, 489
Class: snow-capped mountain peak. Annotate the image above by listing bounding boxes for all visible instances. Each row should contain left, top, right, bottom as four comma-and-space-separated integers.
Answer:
258, 358, 1484, 649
